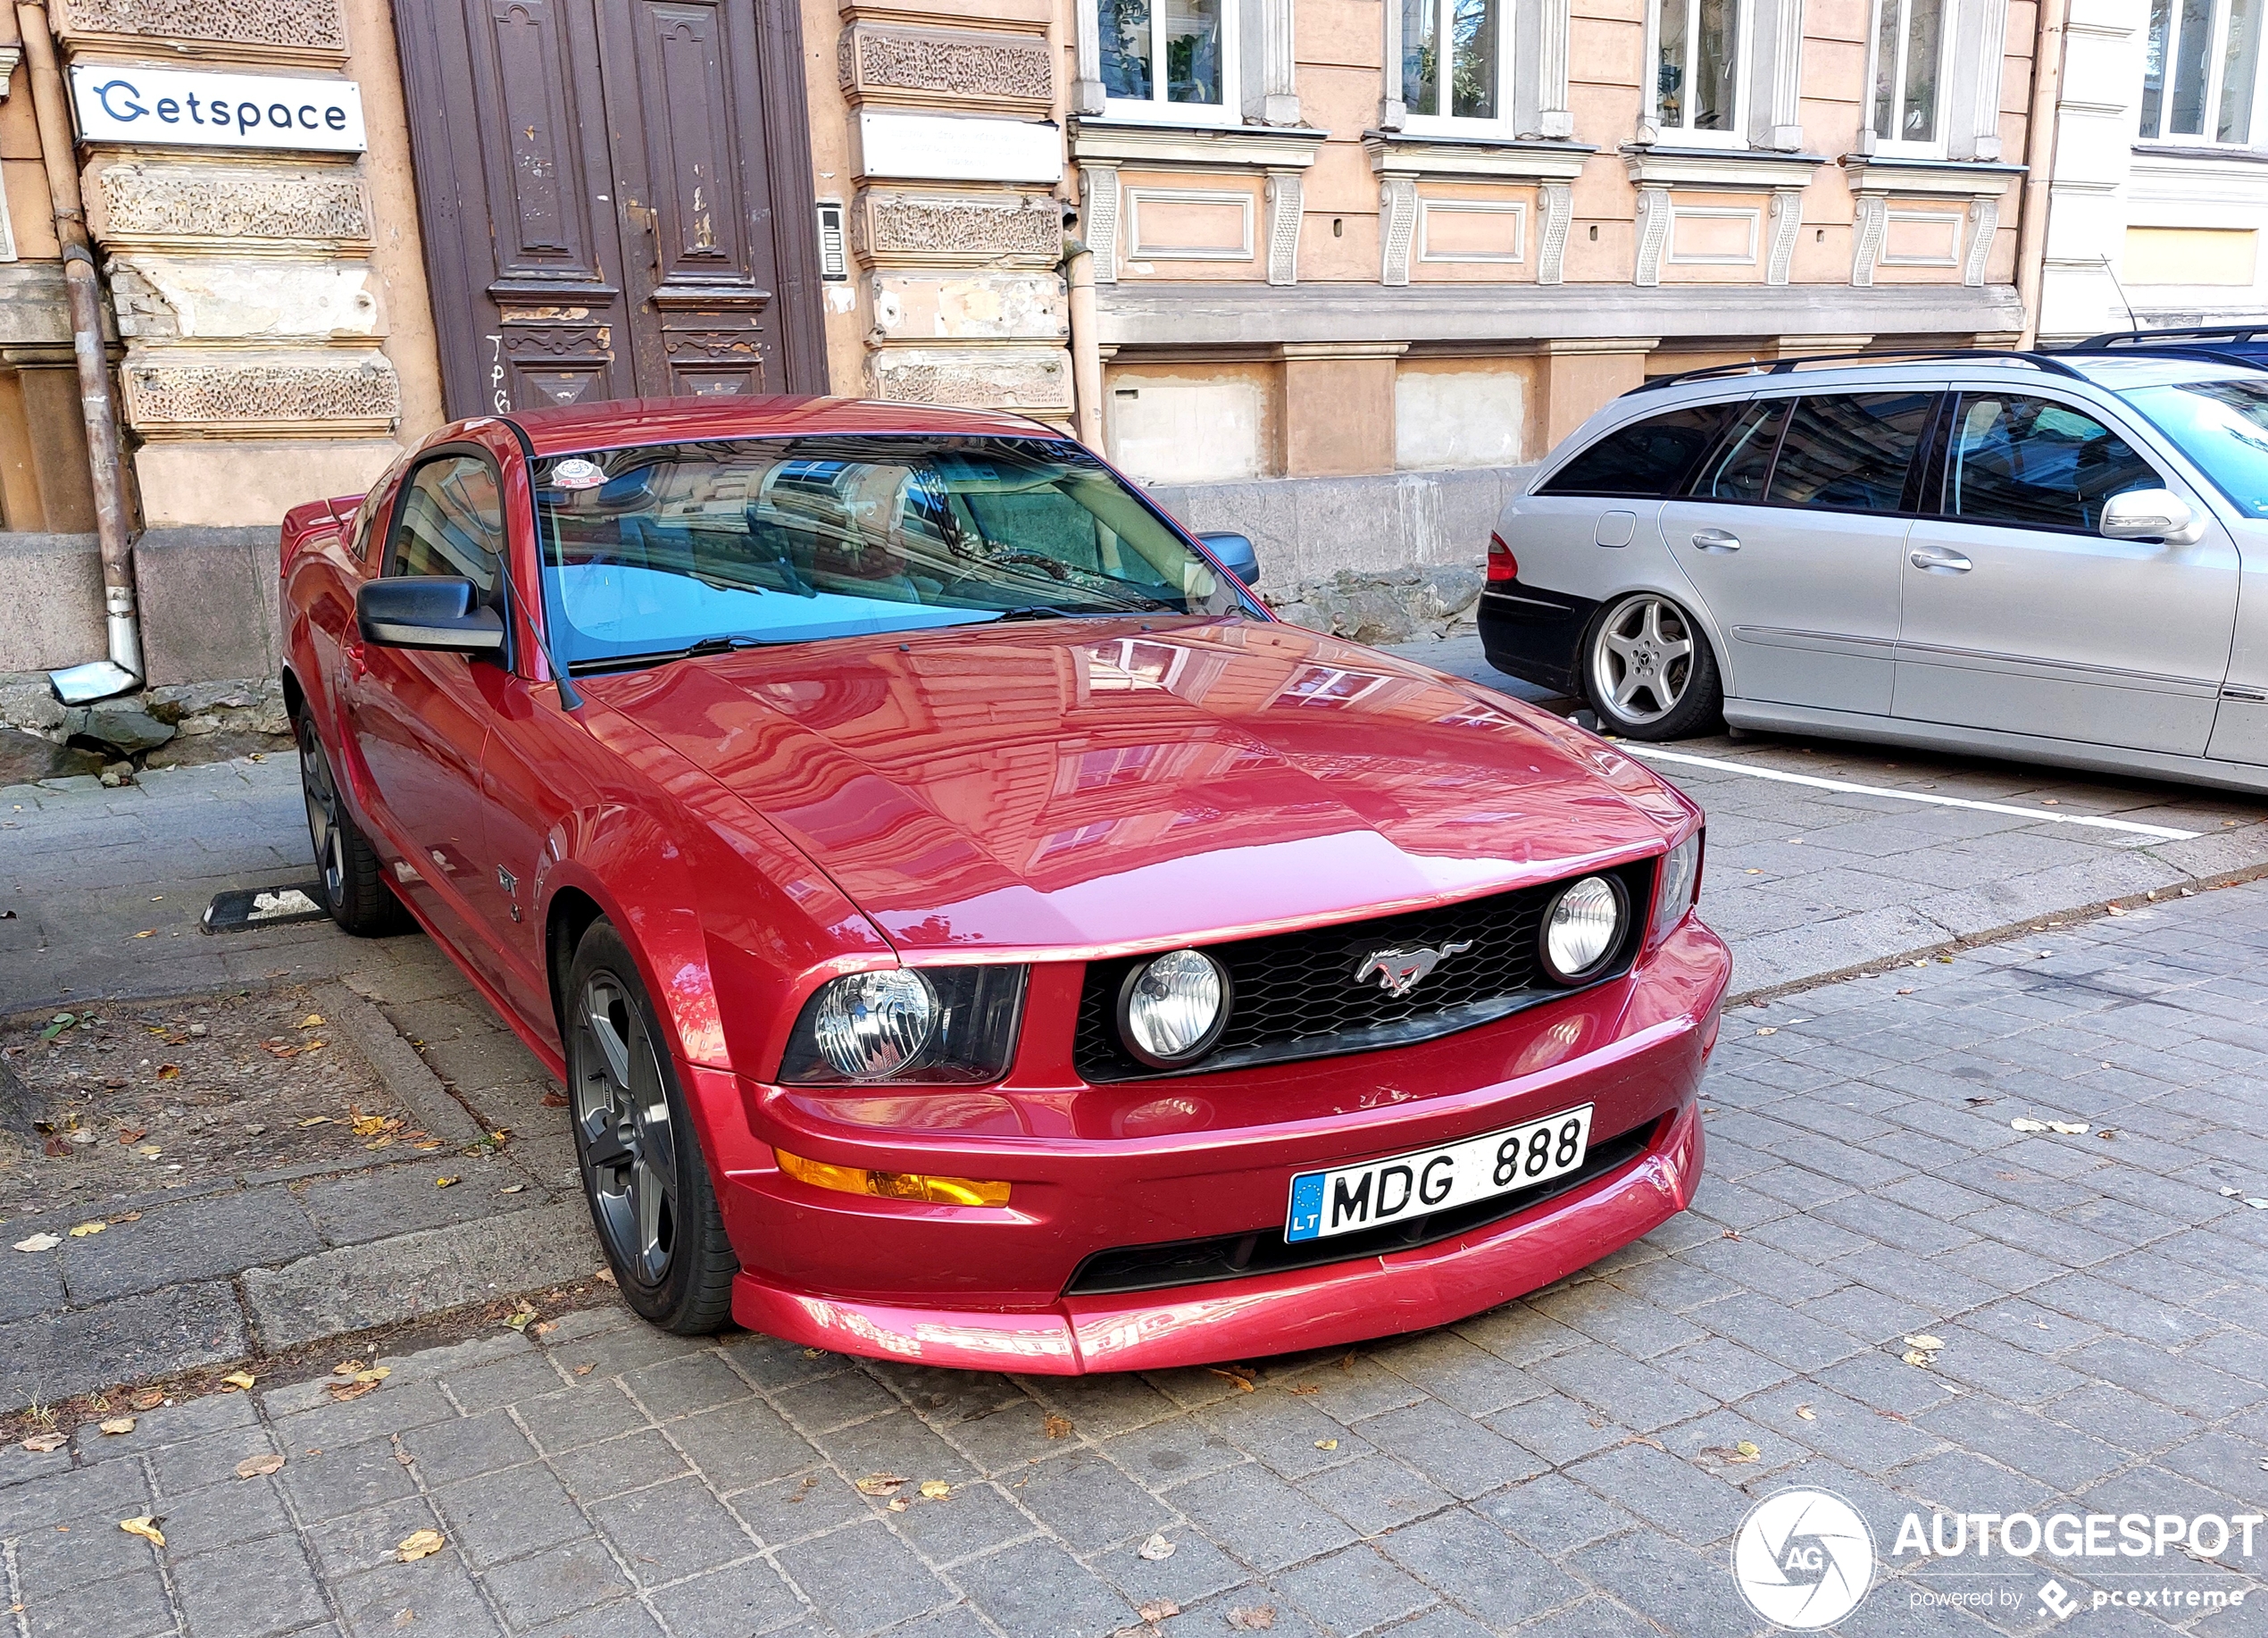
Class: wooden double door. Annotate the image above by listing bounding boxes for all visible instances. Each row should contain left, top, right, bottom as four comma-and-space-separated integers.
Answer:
396, 0, 826, 418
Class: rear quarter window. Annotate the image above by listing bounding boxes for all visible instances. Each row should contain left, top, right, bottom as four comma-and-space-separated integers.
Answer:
1538, 402, 1730, 497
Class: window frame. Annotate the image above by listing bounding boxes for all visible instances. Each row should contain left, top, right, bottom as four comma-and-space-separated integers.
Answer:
1399, 0, 1517, 132
1918, 390, 2172, 538
1675, 389, 1947, 517
1643, 0, 1752, 148
2138, 0, 2268, 146
1531, 397, 1745, 498
1864, 0, 1957, 157
382, 447, 510, 593
1096, 0, 1242, 126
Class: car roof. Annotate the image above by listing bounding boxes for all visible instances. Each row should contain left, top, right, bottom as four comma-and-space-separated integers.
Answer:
488, 394, 1063, 458
1618, 350, 2264, 407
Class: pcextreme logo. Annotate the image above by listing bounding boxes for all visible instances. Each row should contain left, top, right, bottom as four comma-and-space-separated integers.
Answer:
1732, 1489, 1877, 1629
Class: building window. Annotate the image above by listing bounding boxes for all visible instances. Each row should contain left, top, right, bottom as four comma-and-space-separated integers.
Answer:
2140, 0, 2265, 143
1651, 0, 1746, 141
1401, 0, 1508, 124
1102, 0, 1233, 117
1868, 0, 1950, 149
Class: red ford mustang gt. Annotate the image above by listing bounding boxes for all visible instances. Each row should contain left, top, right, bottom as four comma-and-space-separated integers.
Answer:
279, 396, 1730, 1374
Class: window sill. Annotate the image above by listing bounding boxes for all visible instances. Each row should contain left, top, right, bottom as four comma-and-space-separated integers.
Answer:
1843, 155, 2027, 197
1363, 131, 1594, 181
2130, 142, 2268, 166
1622, 145, 1826, 190
1071, 117, 1328, 171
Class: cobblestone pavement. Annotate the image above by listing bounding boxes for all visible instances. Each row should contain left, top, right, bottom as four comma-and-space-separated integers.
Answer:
10, 876, 2268, 1635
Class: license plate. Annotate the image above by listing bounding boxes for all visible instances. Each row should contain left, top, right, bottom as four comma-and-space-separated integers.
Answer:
1285, 1105, 1594, 1243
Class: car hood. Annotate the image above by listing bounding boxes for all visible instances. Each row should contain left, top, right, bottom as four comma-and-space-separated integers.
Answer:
589, 617, 1688, 955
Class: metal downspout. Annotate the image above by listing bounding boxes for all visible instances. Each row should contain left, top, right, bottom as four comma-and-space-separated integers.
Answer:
2014, 0, 2071, 349
1063, 235, 1105, 451
18, 0, 142, 700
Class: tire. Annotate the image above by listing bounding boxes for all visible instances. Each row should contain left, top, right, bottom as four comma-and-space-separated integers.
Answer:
1580, 591, 1724, 741
563, 921, 738, 1333
297, 714, 408, 935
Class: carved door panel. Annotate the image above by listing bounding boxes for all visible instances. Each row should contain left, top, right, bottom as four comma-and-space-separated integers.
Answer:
396, 0, 825, 420
600, 0, 785, 397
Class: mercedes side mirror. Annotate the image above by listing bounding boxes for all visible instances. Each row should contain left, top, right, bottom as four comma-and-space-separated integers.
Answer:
2099, 489, 2205, 545
357, 576, 507, 654
1197, 531, 1260, 587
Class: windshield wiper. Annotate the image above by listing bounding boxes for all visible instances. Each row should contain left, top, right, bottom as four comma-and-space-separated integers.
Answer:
569, 633, 781, 674
989, 598, 1174, 623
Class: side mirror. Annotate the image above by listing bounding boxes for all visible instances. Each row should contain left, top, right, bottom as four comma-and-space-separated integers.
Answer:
357, 576, 507, 654
1196, 531, 1260, 587
2100, 488, 2205, 545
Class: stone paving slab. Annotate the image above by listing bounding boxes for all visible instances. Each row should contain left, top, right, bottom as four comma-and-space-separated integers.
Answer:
8, 880, 2268, 1635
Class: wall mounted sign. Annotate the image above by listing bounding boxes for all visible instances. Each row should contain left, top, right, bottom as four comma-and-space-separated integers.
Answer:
69, 65, 365, 153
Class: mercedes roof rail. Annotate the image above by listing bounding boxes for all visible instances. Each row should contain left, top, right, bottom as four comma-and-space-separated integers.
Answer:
1624, 347, 2089, 396
2055, 342, 2267, 371
2075, 325, 2268, 348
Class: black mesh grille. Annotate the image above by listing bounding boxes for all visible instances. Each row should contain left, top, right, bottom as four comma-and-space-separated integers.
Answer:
1063, 1116, 1664, 1297
1073, 859, 1656, 1082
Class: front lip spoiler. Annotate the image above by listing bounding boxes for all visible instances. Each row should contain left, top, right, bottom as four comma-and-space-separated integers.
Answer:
726, 1099, 1701, 1374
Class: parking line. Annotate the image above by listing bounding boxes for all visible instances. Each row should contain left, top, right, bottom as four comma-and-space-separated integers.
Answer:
1617, 745, 2204, 842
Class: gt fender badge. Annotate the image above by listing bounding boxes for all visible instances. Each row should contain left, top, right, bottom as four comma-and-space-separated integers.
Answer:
1352, 940, 1474, 998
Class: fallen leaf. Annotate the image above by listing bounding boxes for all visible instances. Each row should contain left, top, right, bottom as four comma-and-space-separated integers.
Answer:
2105, 903, 2126, 916
136, 1145, 161, 1157
504, 1304, 536, 1331
593, 1268, 616, 1285
21, 1433, 66, 1453
887, 1497, 909, 1511
573, 1364, 594, 1376
301, 1014, 325, 1028
1904, 1334, 1946, 1352
98, 1417, 135, 1435
1703, 1442, 1761, 1465
1287, 1384, 1319, 1396
396, 1529, 445, 1563
1137, 1533, 1176, 1561
1755, 1026, 1778, 1036
541, 1092, 569, 1107
1964, 1095, 1996, 1106
1042, 1414, 1074, 1440
1137, 1599, 1180, 1625
2248, 1198, 2268, 1210
118, 1128, 147, 1144
1796, 1405, 1816, 1421
1226, 1608, 1277, 1632
221, 1371, 255, 1391
68, 1221, 105, 1239
296, 1116, 331, 1128
1903, 1350, 1934, 1368
260, 1043, 299, 1059
919, 1480, 952, 1500
2010, 1118, 2050, 1132
130, 1389, 163, 1411
120, 1516, 165, 1548
1896, 988, 1915, 997
1314, 1438, 1339, 1450
1208, 1368, 1255, 1392
236, 1453, 286, 1479
333, 1360, 364, 1376
855, 1473, 908, 1496
2098, 1129, 2119, 1141
499, 1184, 526, 1195
436, 1177, 460, 1189
155, 1065, 179, 1081
2222, 1187, 2243, 1197
13, 1233, 61, 1253
133, 930, 154, 939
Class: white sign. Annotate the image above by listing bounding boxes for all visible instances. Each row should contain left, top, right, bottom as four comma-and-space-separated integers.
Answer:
70, 65, 365, 153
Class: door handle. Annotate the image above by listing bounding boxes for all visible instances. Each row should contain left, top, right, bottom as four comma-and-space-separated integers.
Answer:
1909, 547, 1972, 573
1690, 529, 1740, 552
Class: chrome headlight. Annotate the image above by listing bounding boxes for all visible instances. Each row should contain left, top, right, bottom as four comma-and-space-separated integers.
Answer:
1652, 831, 1703, 941
1117, 948, 1231, 1068
1540, 875, 1625, 983
780, 965, 1028, 1086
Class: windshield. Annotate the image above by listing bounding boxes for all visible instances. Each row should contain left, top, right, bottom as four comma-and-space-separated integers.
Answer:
532, 435, 1255, 670
2119, 377, 2268, 517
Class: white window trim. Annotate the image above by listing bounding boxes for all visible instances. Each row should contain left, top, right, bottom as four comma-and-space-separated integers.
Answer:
1397, 0, 1517, 132
1380, 0, 1571, 139
1856, 0, 2009, 161
1639, 0, 1753, 149
1080, 0, 1280, 127
1863, 0, 1958, 157
2137, 0, 2268, 146
1092, 0, 1243, 125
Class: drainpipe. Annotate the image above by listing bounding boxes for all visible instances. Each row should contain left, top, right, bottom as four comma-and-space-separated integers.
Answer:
2014, 0, 2070, 349
1063, 234, 1105, 451
18, 0, 142, 703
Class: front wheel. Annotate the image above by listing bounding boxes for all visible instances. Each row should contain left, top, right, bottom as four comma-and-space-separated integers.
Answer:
1581, 592, 1723, 741
563, 921, 738, 1333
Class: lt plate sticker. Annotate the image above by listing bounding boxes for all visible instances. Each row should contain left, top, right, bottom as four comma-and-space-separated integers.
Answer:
1286, 1105, 1594, 1243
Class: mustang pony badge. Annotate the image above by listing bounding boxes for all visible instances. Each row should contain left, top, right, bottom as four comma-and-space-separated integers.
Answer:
1353, 940, 1475, 998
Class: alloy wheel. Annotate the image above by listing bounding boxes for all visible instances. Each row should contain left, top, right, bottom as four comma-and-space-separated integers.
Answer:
571, 973, 679, 1286
298, 720, 346, 908
1592, 596, 1696, 725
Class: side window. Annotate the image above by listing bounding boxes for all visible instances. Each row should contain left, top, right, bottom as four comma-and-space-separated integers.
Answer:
388, 455, 504, 592
1538, 403, 1728, 497
348, 453, 413, 562
1945, 396, 2164, 531
1765, 392, 1936, 512
1693, 399, 1789, 502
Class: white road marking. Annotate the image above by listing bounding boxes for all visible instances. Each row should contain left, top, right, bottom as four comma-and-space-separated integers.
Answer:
1619, 745, 2204, 842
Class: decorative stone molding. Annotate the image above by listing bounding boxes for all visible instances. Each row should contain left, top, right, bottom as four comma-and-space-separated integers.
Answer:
838, 23, 1053, 115
1364, 133, 1591, 183
1535, 182, 1572, 285
1379, 176, 1418, 287
92, 162, 371, 250
869, 344, 1071, 414
1070, 119, 1328, 172
1633, 187, 1672, 287
53, 0, 346, 61
1525, 0, 1571, 140
1263, 170, 1302, 286
1080, 163, 1121, 284
1757, 0, 1806, 150
1250, 0, 1298, 126
853, 189, 1062, 268
1621, 146, 1824, 190
121, 354, 399, 437
1765, 188, 1804, 285
1842, 156, 2024, 288
0, 46, 20, 97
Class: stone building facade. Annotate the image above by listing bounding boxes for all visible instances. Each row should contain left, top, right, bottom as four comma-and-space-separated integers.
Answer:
1, 0, 2059, 683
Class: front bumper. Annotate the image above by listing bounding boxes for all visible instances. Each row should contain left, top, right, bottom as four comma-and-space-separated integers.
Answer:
709, 918, 1730, 1373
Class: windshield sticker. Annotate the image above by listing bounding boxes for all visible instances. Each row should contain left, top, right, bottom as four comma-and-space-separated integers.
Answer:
550, 458, 606, 491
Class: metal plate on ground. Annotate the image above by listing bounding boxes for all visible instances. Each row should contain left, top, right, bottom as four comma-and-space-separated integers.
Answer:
202, 885, 329, 934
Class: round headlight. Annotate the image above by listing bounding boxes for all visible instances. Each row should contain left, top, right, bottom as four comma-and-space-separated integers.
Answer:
1541, 875, 1624, 982
813, 970, 937, 1079
1118, 949, 1231, 1068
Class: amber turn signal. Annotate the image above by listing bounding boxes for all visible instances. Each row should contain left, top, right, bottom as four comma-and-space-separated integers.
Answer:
774, 1148, 1010, 1208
